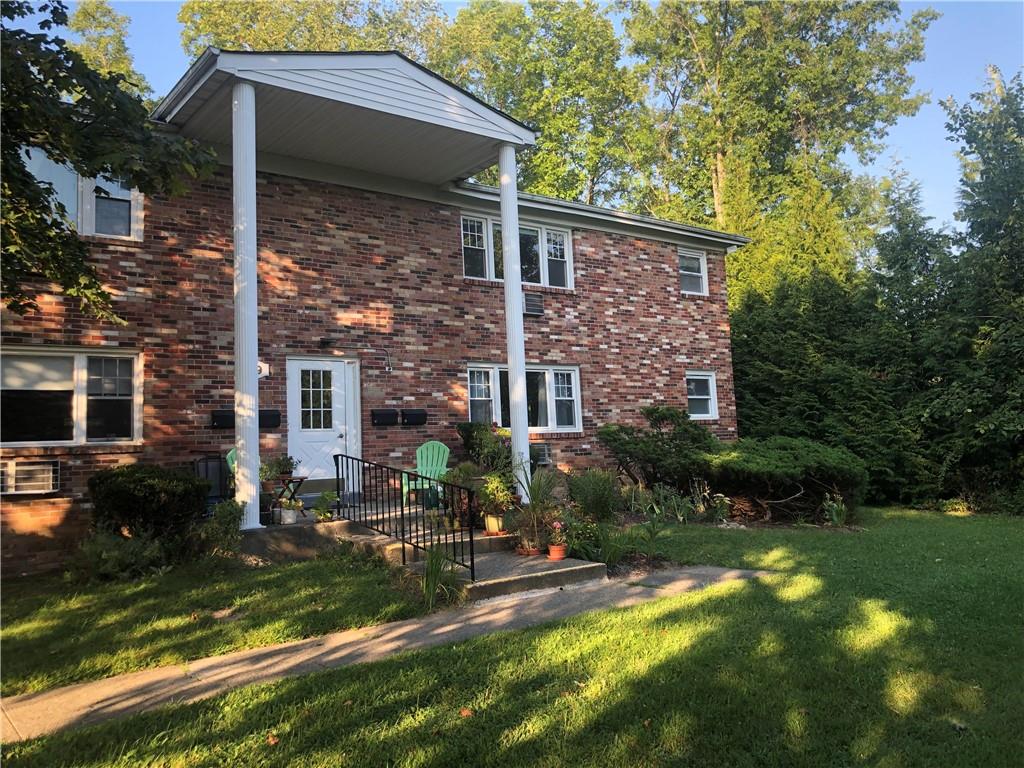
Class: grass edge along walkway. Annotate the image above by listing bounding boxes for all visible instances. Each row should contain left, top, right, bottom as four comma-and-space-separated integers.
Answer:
1, 566, 762, 743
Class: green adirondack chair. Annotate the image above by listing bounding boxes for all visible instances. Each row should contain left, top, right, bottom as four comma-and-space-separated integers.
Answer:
402, 440, 450, 505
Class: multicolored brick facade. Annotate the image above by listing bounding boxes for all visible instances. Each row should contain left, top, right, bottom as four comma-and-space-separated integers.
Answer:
0, 169, 737, 574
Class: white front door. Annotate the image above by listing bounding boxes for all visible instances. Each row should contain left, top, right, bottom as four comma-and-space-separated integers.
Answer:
286, 358, 359, 482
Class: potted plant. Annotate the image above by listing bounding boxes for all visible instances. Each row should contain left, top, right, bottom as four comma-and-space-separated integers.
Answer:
258, 461, 277, 493
478, 473, 512, 536
441, 462, 483, 529
513, 468, 560, 555
546, 514, 567, 561
279, 497, 303, 525
275, 455, 299, 480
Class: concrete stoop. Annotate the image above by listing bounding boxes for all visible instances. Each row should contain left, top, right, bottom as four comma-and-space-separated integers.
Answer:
241, 520, 608, 600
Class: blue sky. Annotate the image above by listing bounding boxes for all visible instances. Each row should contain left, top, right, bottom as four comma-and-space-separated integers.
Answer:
82, 1, 1024, 227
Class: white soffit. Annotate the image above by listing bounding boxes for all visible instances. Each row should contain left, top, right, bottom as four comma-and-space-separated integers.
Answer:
152, 50, 537, 185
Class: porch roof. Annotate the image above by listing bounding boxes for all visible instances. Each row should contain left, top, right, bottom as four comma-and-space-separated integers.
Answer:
151, 48, 538, 185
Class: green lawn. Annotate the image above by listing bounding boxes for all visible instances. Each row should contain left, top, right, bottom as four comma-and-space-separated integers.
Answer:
5, 507, 1023, 767
1, 544, 422, 697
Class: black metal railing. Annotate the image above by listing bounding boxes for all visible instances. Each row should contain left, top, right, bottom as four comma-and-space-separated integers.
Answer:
332, 453, 477, 580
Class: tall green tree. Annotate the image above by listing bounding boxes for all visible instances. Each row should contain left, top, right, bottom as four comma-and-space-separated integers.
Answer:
622, 0, 935, 230
1, 1, 215, 319
434, 0, 643, 205
67, 0, 152, 103
177, 0, 448, 64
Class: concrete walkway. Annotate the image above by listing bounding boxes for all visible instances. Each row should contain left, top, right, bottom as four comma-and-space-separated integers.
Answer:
1, 565, 766, 743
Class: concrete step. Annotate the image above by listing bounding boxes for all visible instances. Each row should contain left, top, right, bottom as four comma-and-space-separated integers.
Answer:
461, 551, 608, 601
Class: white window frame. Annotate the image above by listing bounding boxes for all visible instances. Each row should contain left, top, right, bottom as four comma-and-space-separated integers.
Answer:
685, 370, 719, 420
460, 213, 574, 289
25, 149, 144, 241
466, 364, 583, 434
80, 176, 145, 241
0, 348, 144, 447
679, 247, 709, 296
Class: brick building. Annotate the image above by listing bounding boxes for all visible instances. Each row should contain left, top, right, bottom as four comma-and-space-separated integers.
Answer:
1, 50, 746, 574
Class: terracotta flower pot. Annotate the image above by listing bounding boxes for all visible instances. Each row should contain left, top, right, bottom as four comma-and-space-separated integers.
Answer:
260, 480, 275, 493
547, 543, 567, 561
516, 546, 542, 556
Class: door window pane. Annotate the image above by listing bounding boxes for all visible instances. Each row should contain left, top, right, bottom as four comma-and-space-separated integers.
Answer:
520, 228, 541, 284
300, 368, 333, 430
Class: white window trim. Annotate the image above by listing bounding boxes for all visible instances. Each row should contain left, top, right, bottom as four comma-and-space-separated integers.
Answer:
679, 247, 709, 296
685, 370, 719, 420
1, 348, 144, 448
466, 363, 583, 434
79, 177, 145, 241
461, 213, 574, 289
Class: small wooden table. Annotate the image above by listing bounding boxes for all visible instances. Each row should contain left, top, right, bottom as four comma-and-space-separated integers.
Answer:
272, 475, 307, 521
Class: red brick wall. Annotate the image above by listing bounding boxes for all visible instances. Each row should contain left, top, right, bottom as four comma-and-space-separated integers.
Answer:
1, 169, 737, 574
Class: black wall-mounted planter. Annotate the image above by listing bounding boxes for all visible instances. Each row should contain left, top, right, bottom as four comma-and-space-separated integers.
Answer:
210, 409, 281, 430
401, 409, 428, 427
371, 408, 400, 427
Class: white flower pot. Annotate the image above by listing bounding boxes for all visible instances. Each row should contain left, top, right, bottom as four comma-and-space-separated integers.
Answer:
280, 508, 298, 525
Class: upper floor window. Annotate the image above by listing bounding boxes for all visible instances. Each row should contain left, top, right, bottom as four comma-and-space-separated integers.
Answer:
467, 364, 582, 433
679, 247, 708, 295
0, 350, 141, 445
461, 214, 573, 289
685, 371, 718, 420
25, 149, 144, 240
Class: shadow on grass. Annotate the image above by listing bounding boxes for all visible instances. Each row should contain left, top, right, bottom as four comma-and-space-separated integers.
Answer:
1, 546, 422, 697
4, 508, 1022, 767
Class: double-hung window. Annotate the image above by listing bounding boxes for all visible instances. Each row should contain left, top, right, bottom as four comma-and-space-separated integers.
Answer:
461, 214, 573, 288
679, 248, 708, 295
466, 365, 582, 433
25, 149, 144, 240
685, 371, 718, 420
1, 350, 141, 445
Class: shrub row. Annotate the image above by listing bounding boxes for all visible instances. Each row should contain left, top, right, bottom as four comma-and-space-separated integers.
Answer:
598, 407, 867, 522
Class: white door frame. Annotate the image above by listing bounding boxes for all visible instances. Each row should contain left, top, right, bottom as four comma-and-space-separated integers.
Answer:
285, 356, 362, 482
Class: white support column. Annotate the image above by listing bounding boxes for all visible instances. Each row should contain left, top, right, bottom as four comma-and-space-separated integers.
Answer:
498, 144, 532, 501
232, 81, 261, 529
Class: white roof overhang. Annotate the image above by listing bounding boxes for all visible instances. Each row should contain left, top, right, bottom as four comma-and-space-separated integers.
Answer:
152, 48, 538, 185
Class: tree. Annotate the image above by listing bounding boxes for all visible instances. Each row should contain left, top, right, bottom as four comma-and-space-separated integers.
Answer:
1, 1, 215, 319
622, 1, 935, 229
434, 0, 643, 205
177, 0, 448, 64
67, 0, 152, 103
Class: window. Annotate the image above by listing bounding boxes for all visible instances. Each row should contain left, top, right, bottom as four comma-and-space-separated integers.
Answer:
299, 369, 333, 430
468, 369, 494, 424
467, 364, 581, 432
685, 371, 718, 420
24, 149, 144, 240
1, 351, 141, 445
461, 214, 573, 288
679, 248, 708, 295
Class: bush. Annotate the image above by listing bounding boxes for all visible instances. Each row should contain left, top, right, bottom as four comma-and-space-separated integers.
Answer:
66, 531, 168, 583
597, 406, 719, 487
708, 436, 867, 520
598, 408, 868, 522
87, 464, 210, 557
196, 500, 244, 554
568, 468, 624, 523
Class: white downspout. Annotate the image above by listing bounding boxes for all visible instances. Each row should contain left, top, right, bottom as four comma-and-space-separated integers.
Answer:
232, 81, 262, 529
498, 144, 532, 501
